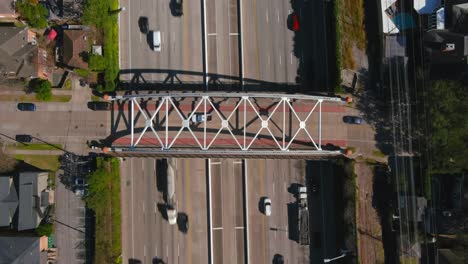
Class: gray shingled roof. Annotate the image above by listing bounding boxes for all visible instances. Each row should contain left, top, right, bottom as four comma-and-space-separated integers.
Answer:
17, 172, 48, 231
0, 26, 38, 79
0, 176, 18, 227
0, 236, 41, 264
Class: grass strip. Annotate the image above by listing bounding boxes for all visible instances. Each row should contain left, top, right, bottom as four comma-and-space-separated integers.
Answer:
13, 143, 62, 151
14, 154, 60, 172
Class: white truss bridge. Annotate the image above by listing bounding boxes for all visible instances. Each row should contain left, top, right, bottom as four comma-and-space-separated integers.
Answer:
106, 93, 345, 157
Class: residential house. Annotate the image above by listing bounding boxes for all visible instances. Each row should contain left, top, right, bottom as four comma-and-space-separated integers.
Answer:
0, 176, 18, 229
0, 0, 16, 20
62, 29, 88, 69
0, 172, 52, 231
0, 26, 39, 80
0, 236, 48, 264
17, 172, 50, 231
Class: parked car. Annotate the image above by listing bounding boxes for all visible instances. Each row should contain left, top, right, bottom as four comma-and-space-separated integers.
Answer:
87, 101, 111, 111
74, 178, 87, 186
138, 16, 149, 34
343, 116, 364, 124
15, 135, 33, 143
17, 103, 36, 111
263, 197, 272, 216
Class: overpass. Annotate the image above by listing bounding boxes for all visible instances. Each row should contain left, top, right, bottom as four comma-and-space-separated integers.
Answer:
104, 93, 348, 158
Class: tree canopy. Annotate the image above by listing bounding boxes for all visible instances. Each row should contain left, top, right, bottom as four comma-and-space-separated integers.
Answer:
427, 80, 468, 173
30, 78, 52, 101
16, 0, 48, 29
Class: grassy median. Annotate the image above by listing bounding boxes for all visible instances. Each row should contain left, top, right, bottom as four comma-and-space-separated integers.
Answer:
85, 157, 121, 264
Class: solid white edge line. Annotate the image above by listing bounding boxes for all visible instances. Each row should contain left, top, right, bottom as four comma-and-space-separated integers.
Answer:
204, 0, 209, 89
208, 158, 214, 264
239, 0, 244, 89
244, 159, 250, 264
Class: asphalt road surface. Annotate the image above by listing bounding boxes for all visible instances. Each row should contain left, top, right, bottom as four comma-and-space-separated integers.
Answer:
209, 159, 246, 264
120, 158, 209, 264
246, 159, 309, 264
0, 101, 109, 153
242, 0, 298, 84
119, 0, 204, 83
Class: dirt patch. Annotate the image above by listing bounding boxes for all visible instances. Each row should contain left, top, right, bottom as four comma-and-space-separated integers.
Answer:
355, 162, 385, 264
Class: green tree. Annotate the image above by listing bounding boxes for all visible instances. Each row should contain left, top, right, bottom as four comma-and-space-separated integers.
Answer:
30, 78, 52, 101
427, 80, 468, 173
16, 0, 48, 29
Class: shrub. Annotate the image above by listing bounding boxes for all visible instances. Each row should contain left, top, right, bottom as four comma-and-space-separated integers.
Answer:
63, 79, 72, 89
75, 68, 90, 77
89, 55, 106, 71
16, 0, 49, 29
30, 78, 52, 101
36, 222, 53, 236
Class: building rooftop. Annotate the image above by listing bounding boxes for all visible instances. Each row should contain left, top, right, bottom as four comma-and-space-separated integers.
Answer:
0, 26, 38, 79
62, 30, 89, 69
0, 236, 45, 264
0, 176, 18, 227
17, 172, 48, 231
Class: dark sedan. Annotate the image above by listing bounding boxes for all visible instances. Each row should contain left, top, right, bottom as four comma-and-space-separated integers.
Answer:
17, 103, 36, 111
343, 116, 364, 124
16, 135, 33, 143
87, 102, 111, 111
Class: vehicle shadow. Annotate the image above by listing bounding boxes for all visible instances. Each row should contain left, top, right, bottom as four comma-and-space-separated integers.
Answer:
118, 68, 305, 94
128, 259, 142, 264
372, 164, 398, 264
287, 202, 299, 242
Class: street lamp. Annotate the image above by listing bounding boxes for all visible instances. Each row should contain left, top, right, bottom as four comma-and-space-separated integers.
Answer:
324, 249, 350, 263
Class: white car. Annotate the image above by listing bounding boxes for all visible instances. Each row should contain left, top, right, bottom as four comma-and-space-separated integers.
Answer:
263, 198, 272, 216
152, 31, 161, 52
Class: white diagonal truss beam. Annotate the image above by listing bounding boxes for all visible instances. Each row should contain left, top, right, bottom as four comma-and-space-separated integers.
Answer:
109, 93, 344, 154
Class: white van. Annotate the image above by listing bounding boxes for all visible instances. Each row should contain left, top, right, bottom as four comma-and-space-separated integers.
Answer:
152, 31, 161, 51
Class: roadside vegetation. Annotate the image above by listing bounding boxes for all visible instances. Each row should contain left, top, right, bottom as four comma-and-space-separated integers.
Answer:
15, 0, 48, 29
339, 0, 367, 69
82, 0, 120, 92
424, 80, 467, 173
85, 157, 121, 264
331, 0, 342, 92
334, 159, 359, 263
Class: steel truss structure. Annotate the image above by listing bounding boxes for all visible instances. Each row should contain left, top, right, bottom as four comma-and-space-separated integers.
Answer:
106, 93, 344, 156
